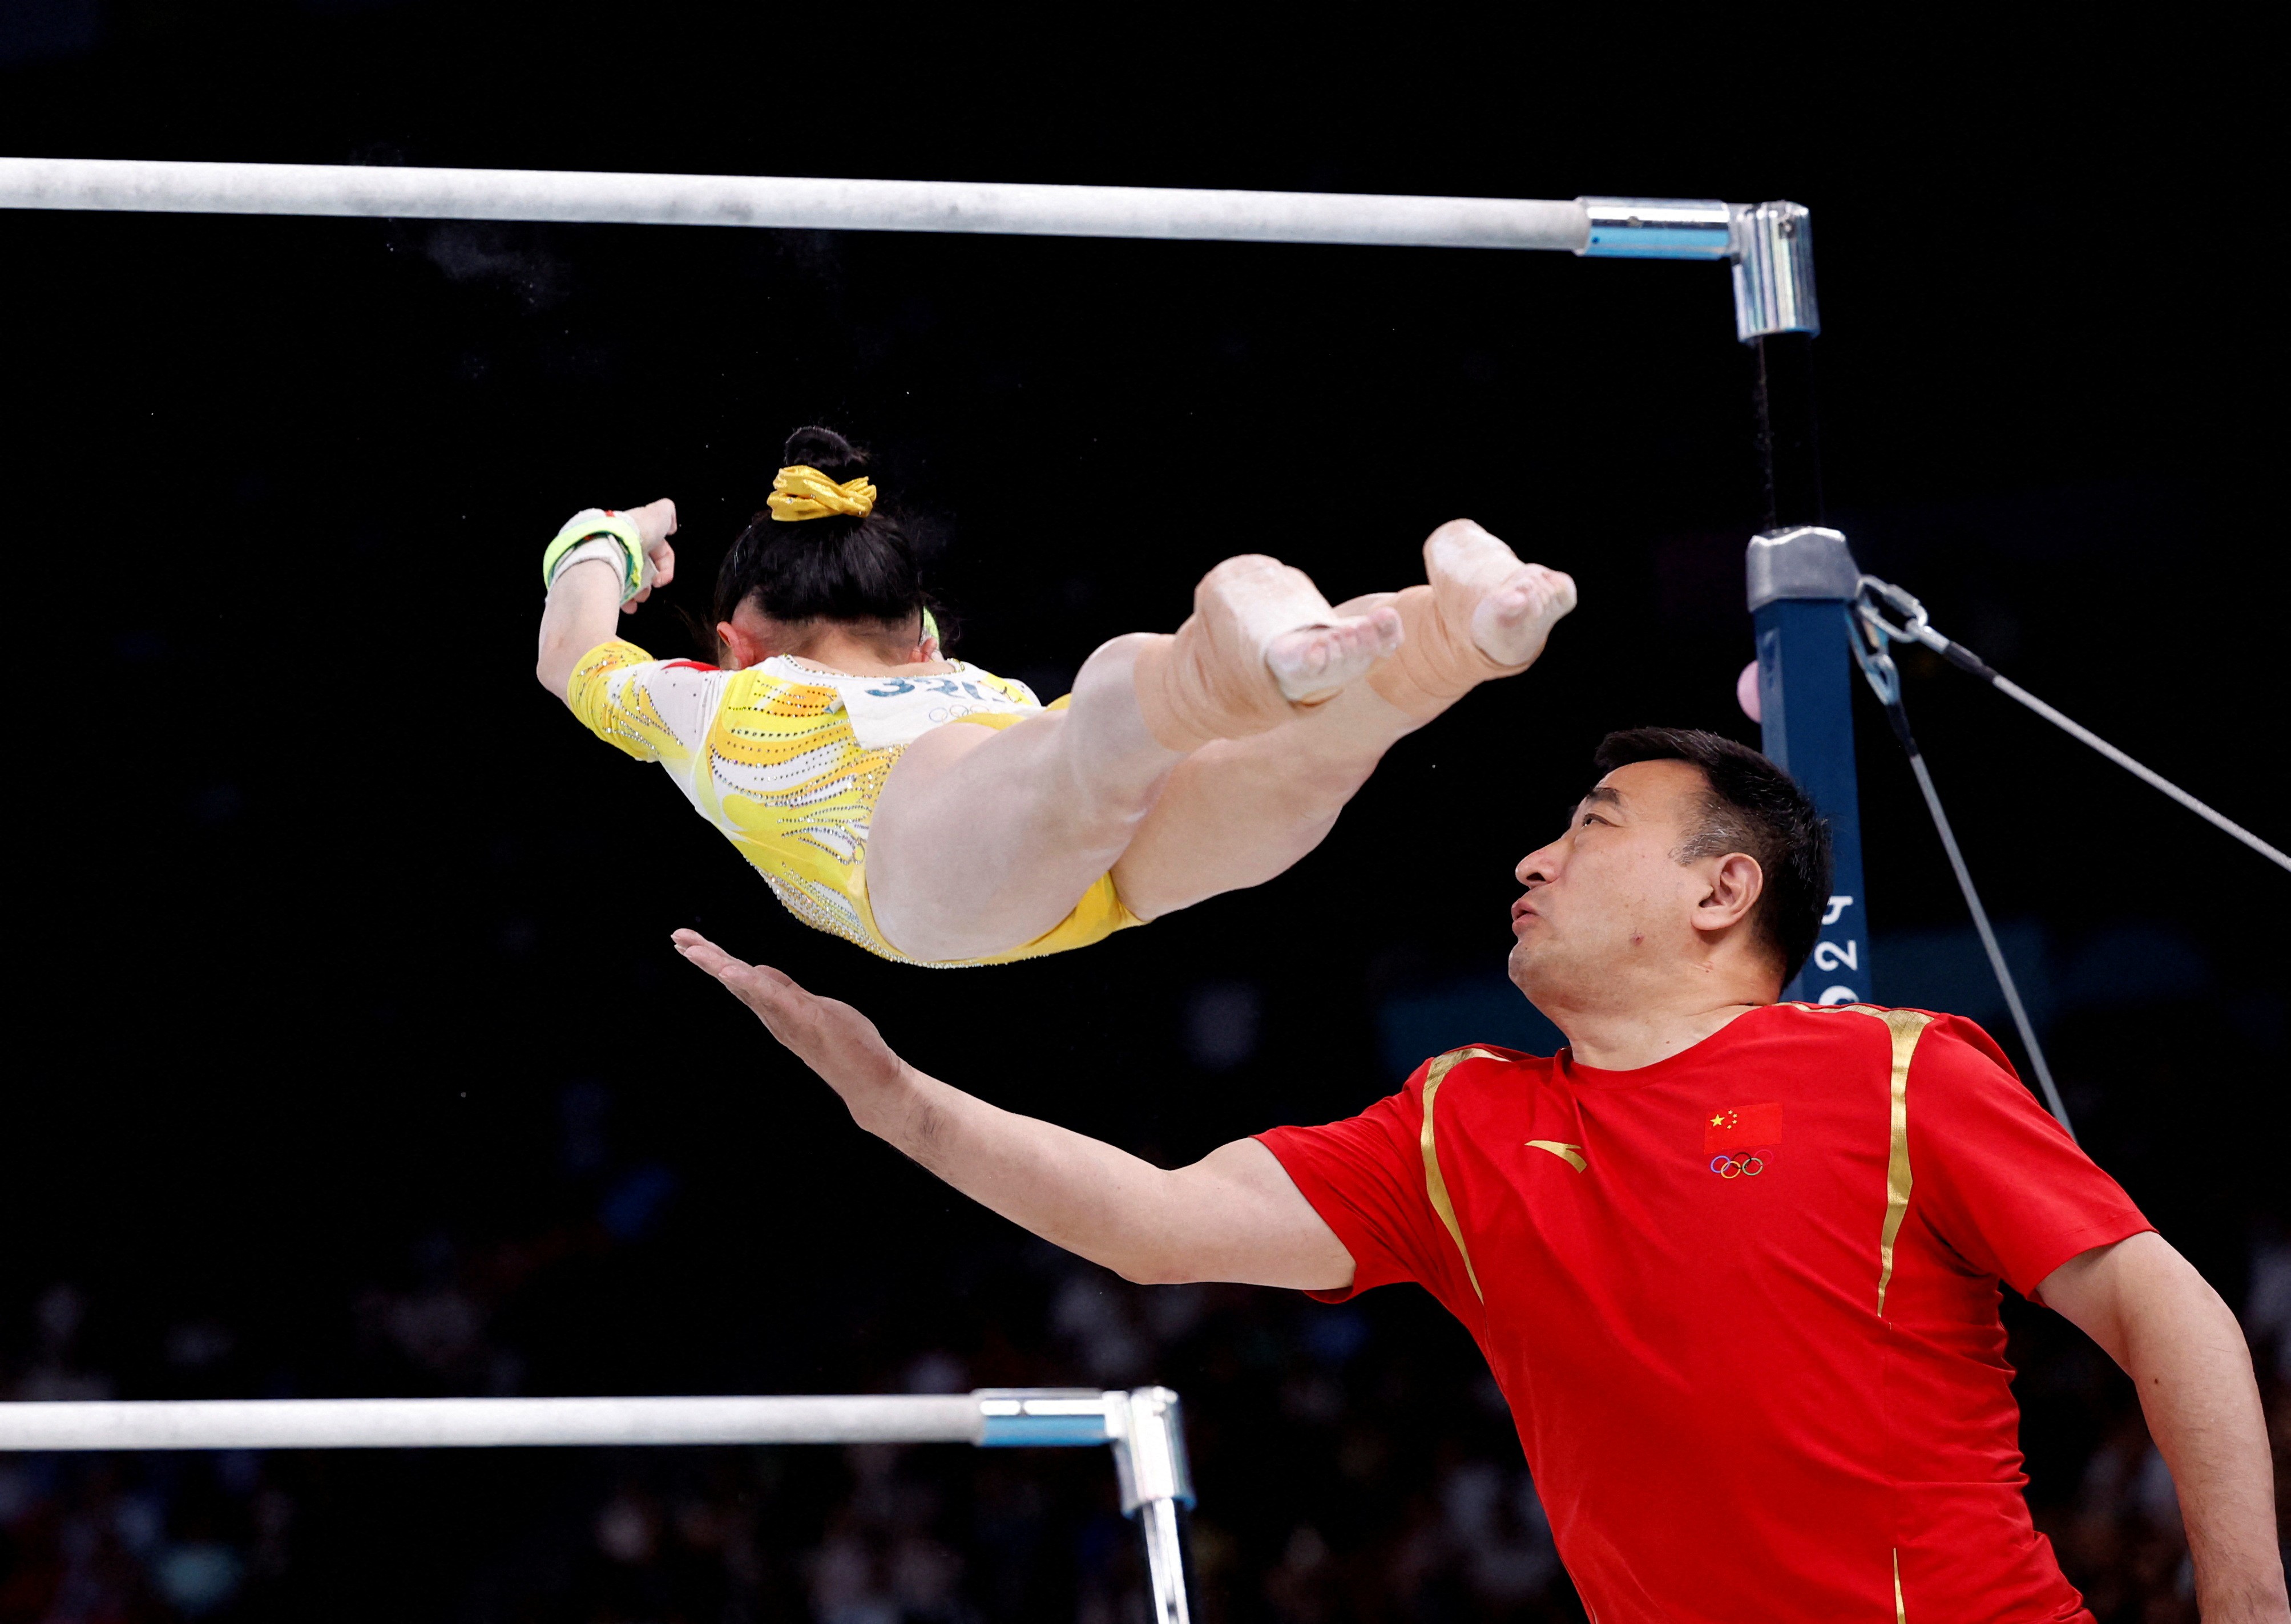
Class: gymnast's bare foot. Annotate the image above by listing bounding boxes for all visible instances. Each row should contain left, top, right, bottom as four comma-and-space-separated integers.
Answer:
1266, 604, 1405, 703
1135, 553, 1402, 750
1470, 561, 1576, 668
1426, 519, 1578, 670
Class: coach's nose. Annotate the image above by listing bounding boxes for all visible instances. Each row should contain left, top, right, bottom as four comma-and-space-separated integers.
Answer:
1516, 840, 1562, 887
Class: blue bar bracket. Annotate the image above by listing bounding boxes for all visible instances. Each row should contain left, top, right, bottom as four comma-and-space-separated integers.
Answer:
1575, 197, 1734, 259
1747, 528, 1869, 1005
976, 1390, 1118, 1448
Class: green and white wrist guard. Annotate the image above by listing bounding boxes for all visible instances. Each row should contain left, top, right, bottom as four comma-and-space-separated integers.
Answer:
541, 509, 646, 603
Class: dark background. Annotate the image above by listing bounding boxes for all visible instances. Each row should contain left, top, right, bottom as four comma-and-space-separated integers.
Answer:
2, 6, 2283, 1620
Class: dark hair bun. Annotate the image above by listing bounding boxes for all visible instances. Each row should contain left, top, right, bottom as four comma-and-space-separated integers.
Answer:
707, 425, 951, 660
783, 426, 867, 480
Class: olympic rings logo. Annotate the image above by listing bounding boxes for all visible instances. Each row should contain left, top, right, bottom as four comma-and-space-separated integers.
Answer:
1709, 1153, 1766, 1178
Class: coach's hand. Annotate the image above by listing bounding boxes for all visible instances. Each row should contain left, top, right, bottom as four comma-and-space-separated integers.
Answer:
671, 929, 906, 1116
671, 932, 1352, 1292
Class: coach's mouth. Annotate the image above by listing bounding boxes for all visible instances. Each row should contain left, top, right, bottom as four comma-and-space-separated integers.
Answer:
1511, 895, 1539, 930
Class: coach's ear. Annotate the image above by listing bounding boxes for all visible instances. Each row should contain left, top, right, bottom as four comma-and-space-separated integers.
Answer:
1691, 852, 1765, 937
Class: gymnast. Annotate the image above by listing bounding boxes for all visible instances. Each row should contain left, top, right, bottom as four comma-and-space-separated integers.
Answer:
534, 426, 1576, 966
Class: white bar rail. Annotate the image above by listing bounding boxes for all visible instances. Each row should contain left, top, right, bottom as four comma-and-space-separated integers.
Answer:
0, 1389, 1161, 1452
0, 1394, 982, 1451
0, 156, 1591, 250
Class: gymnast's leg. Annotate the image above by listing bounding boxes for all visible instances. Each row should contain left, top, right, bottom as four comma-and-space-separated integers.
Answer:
1110, 522, 1576, 919
866, 555, 1402, 962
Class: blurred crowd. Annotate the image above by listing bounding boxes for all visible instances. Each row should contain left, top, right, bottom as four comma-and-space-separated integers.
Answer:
3, 1214, 2285, 1623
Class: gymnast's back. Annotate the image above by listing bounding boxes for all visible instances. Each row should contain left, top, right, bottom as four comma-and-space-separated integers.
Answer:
563, 427, 1124, 965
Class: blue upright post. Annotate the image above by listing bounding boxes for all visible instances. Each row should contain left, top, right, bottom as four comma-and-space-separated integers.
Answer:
1748, 533, 1868, 1004
1730, 204, 1866, 1003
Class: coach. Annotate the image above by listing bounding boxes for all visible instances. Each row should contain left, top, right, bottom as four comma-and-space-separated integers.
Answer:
672, 727, 2285, 1622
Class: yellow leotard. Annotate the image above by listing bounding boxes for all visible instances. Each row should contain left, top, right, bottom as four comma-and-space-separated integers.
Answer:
570, 639, 1141, 965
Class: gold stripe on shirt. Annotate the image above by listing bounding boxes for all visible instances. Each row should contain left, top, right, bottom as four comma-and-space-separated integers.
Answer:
1870, 1010, 1933, 1316
1893, 1548, 1906, 1621
1813, 1005, 1934, 1315
1790, 1003, 1936, 1316
1420, 1047, 1506, 1302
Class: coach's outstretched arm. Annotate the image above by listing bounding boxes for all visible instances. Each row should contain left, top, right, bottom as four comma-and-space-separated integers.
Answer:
672, 930, 1356, 1291
2037, 1237, 2290, 1621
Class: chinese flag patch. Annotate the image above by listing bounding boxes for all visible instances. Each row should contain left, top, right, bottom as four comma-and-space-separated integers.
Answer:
1705, 1102, 1784, 1153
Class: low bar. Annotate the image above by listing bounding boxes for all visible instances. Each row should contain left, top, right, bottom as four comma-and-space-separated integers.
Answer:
0, 1393, 997, 1452
978, 1389, 1120, 1447
0, 1388, 1196, 1620
1110, 1388, 1197, 1623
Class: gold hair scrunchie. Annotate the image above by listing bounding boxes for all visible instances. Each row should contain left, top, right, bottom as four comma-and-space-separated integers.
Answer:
768, 464, 878, 522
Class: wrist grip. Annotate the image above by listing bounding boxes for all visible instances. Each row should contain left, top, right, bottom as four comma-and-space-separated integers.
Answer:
541, 509, 646, 603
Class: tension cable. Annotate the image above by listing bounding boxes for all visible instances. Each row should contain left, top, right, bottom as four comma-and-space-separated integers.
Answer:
1855, 577, 2289, 874
1846, 601, 2076, 1137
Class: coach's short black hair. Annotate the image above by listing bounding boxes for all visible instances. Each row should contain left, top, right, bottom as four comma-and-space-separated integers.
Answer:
1591, 728, 1833, 983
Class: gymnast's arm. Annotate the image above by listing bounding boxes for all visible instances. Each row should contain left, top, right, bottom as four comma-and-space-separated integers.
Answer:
535, 498, 679, 704
671, 930, 1357, 1292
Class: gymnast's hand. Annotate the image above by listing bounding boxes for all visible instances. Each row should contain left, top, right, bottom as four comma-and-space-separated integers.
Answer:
620, 498, 680, 614
670, 929, 905, 1110
537, 498, 680, 701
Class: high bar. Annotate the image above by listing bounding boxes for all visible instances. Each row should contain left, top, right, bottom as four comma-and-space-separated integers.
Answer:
0, 1389, 1130, 1452
0, 157, 1737, 256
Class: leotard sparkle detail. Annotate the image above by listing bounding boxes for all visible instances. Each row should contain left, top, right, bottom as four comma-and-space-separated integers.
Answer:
570, 639, 1140, 965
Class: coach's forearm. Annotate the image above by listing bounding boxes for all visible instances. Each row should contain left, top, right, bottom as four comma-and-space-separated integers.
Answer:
2121, 1274, 2287, 1618
2047, 1235, 2288, 1620
535, 557, 627, 703
850, 1064, 1203, 1285
672, 932, 1354, 1291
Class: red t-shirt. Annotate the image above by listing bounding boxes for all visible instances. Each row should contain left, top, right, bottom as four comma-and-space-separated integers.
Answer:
1256, 1001, 2149, 1624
